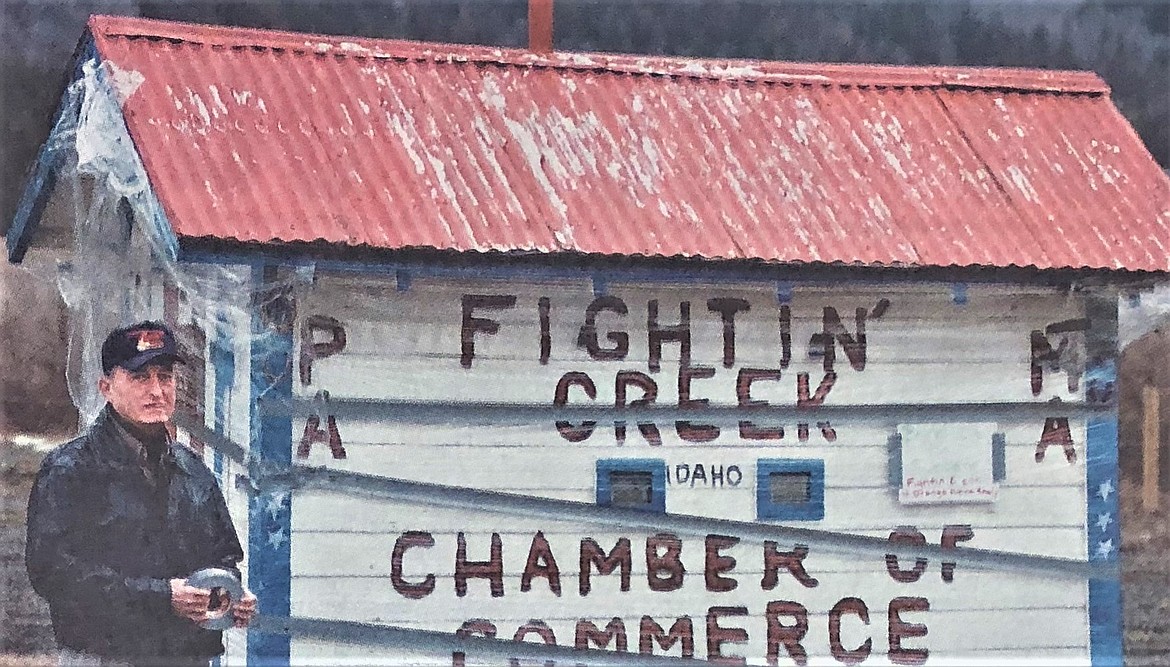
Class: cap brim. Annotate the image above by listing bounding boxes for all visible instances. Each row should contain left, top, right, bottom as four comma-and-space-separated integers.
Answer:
121, 351, 184, 372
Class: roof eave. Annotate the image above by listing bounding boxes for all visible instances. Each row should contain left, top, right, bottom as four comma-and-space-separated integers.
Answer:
9, 28, 182, 266
7, 146, 61, 264
174, 236, 1169, 289
7, 32, 98, 264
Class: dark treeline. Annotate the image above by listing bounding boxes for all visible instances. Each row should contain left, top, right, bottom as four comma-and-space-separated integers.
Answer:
2, 0, 1167, 230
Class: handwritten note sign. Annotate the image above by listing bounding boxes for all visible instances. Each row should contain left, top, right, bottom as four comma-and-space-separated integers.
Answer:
898, 423, 999, 505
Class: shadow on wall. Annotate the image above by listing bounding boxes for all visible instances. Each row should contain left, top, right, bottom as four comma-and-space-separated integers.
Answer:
1118, 328, 1170, 484
0, 259, 77, 438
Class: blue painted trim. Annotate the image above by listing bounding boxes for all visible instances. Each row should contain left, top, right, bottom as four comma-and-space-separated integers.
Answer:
775, 282, 793, 304
991, 432, 1006, 482
84, 50, 180, 264
592, 275, 608, 296
6, 39, 97, 263
247, 265, 292, 667
7, 149, 59, 264
292, 263, 315, 284
886, 433, 903, 489
596, 458, 666, 513
951, 283, 969, 305
142, 201, 181, 265
395, 269, 411, 292
756, 459, 825, 521
9, 38, 180, 265
178, 247, 1106, 291
184, 249, 848, 289
211, 323, 234, 482
1087, 416, 1122, 667
1089, 579, 1123, 667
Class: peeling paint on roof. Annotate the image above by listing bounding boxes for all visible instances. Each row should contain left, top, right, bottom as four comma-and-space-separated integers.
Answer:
84, 15, 1170, 271
104, 61, 144, 103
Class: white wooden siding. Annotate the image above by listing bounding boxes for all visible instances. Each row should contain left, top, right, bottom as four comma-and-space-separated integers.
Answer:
274, 274, 1092, 664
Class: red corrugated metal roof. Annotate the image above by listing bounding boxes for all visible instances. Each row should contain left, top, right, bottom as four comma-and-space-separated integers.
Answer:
88, 15, 1170, 271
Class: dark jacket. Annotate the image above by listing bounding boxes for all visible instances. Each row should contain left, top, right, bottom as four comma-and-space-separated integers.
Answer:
26, 407, 244, 663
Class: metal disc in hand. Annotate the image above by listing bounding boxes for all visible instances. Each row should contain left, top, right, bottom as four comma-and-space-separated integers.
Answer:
185, 568, 243, 630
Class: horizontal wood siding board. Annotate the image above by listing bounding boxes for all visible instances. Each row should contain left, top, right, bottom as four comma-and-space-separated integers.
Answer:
278, 595, 1091, 654
280, 480, 1099, 577
295, 444, 1084, 489
291, 528, 1088, 576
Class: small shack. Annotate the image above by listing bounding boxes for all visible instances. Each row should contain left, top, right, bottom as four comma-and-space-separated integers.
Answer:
9, 15, 1170, 667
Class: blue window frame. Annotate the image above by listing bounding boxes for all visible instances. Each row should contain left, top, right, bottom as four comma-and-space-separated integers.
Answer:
596, 459, 666, 513
757, 459, 825, 521
992, 432, 1007, 482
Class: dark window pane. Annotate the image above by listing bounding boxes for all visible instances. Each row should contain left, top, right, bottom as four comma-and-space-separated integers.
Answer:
770, 471, 811, 505
610, 470, 653, 506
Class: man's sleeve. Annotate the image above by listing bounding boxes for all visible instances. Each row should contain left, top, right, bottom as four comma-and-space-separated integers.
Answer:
25, 460, 172, 617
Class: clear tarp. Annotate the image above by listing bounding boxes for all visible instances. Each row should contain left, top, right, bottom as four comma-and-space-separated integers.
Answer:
36, 57, 299, 435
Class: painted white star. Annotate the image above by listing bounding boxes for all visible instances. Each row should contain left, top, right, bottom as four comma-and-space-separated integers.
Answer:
1096, 512, 1113, 532
266, 491, 289, 522
1098, 480, 1114, 501
267, 529, 288, 550
1095, 539, 1114, 559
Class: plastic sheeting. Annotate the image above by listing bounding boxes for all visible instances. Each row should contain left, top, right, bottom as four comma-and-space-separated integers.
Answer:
37, 57, 296, 432
1121, 283, 1170, 350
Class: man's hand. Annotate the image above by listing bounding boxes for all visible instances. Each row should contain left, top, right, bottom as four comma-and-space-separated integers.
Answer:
233, 589, 258, 628
170, 578, 212, 624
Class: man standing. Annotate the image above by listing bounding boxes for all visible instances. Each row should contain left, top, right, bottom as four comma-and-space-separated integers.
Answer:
26, 321, 257, 666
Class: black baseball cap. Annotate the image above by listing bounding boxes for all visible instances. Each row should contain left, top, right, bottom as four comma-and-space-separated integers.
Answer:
101, 321, 184, 374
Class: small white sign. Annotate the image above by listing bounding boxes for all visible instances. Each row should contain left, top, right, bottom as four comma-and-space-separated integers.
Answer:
898, 422, 999, 505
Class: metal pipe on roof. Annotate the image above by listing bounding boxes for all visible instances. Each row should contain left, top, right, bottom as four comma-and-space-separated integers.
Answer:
529, 0, 554, 53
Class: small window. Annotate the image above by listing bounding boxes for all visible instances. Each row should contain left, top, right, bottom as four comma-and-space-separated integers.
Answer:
597, 459, 665, 513
757, 459, 824, 521
992, 432, 1007, 483
769, 471, 812, 504
610, 471, 654, 506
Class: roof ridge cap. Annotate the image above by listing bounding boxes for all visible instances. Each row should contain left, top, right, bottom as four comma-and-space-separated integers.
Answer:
86, 14, 1110, 94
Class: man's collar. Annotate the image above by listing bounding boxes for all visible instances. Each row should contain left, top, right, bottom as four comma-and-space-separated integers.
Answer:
90, 407, 140, 466
95, 406, 183, 474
